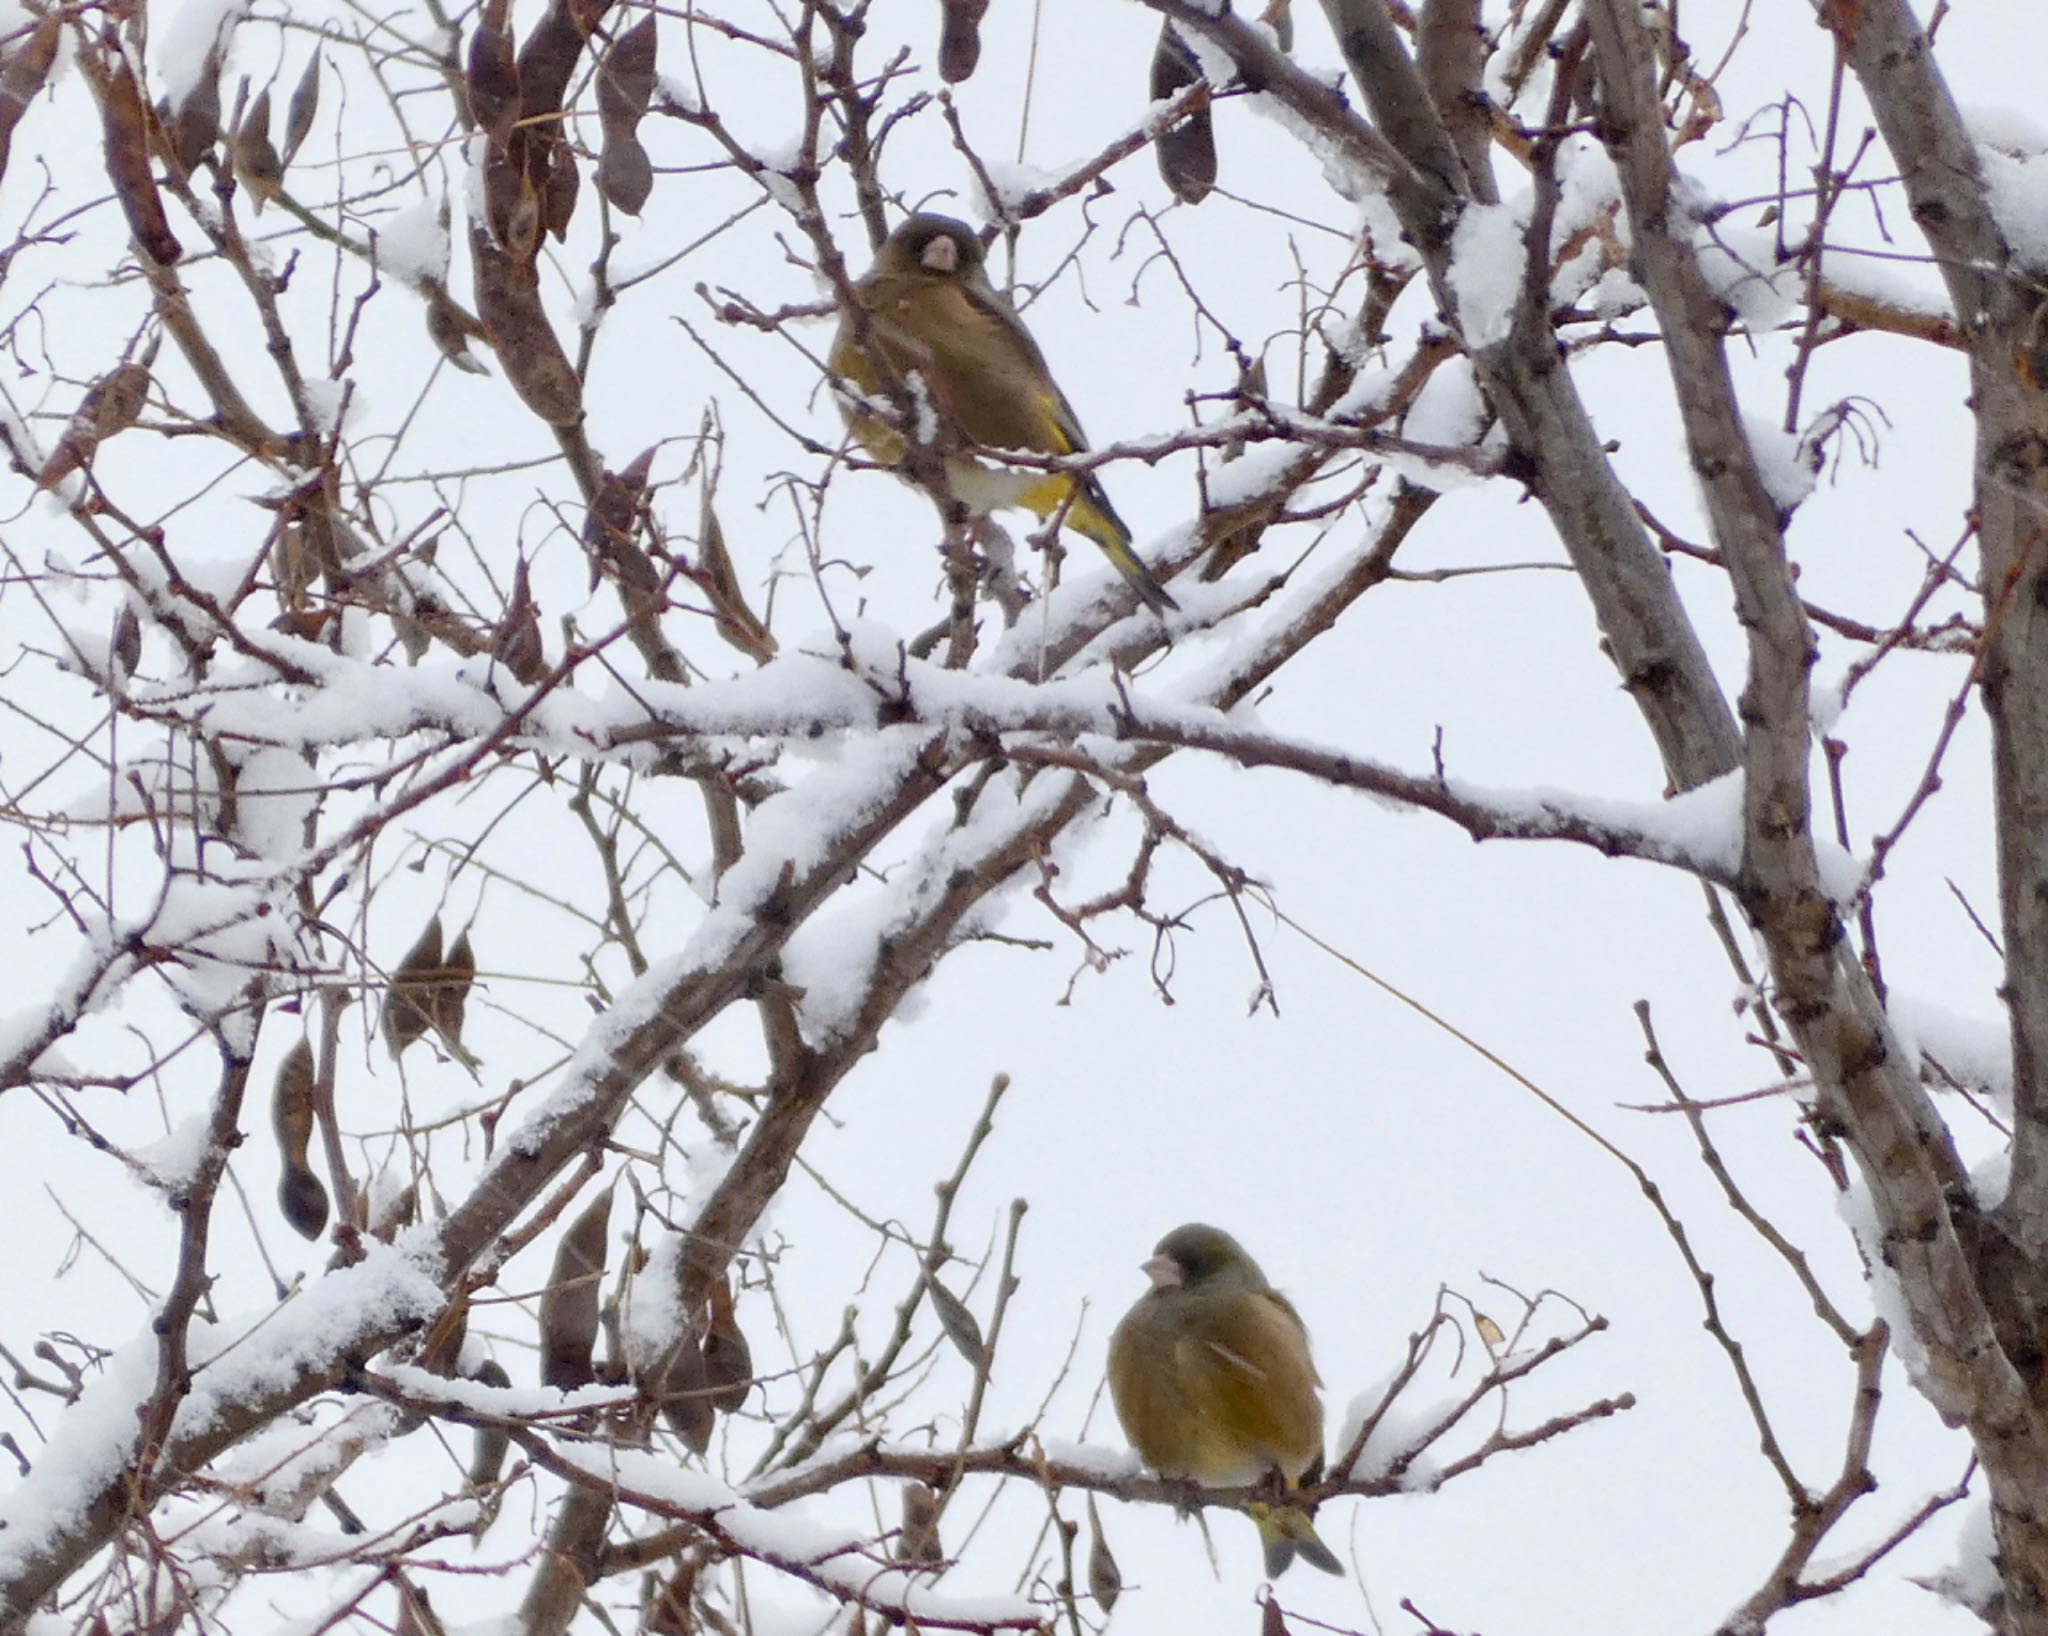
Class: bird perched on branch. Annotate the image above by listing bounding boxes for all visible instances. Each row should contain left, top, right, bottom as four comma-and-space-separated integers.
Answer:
1108, 1222, 1343, 1578
827, 212, 1178, 615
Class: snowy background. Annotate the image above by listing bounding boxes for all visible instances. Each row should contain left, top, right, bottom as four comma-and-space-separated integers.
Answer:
0, 1, 2030, 1633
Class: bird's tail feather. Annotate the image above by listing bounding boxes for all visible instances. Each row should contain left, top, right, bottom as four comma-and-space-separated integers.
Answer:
1249, 1501, 1343, 1579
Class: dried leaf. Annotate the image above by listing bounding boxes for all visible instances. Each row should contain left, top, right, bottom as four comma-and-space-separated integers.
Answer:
232, 84, 283, 212
696, 480, 776, 660
701, 1275, 752, 1413
938, 0, 990, 83
898, 1481, 944, 1565
1261, 1592, 1291, 1636
270, 1037, 328, 1240
1473, 1310, 1506, 1352
87, 34, 181, 264
467, 0, 519, 150
1086, 1495, 1121, 1611
1151, 23, 1216, 206
0, 14, 60, 189
465, 1358, 512, 1488
922, 1268, 986, 1367
539, 1181, 613, 1389
394, 1581, 443, 1636
281, 49, 321, 171
380, 914, 442, 1057
493, 557, 548, 683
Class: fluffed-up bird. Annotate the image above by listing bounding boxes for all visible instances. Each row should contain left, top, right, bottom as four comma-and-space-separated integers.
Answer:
1107, 1222, 1343, 1578
827, 213, 1178, 615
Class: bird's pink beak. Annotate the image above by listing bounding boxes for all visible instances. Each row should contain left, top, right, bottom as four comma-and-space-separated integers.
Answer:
1141, 1254, 1182, 1290
920, 234, 959, 273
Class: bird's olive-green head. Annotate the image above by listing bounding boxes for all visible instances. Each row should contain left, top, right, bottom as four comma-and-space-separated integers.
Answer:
876, 213, 987, 282
1142, 1222, 1271, 1294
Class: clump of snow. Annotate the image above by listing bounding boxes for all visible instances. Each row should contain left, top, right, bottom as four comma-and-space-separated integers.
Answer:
1964, 104, 2048, 158
1981, 147, 2048, 270
155, 0, 245, 109
1446, 202, 1528, 349
132, 1114, 218, 1196
1745, 413, 1816, 515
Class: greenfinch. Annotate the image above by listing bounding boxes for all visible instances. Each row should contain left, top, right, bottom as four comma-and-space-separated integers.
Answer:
1107, 1223, 1343, 1578
827, 213, 1179, 615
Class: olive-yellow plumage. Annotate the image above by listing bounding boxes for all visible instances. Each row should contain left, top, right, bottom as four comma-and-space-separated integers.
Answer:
1107, 1223, 1342, 1578
827, 213, 1177, 615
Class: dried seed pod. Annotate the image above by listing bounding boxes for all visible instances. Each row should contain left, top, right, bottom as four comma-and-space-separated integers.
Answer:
270, 1037, 328, 1240
645, 1554, 700, 1635
596, 129, 651, 216
493, 556, 547, 683
898, 1481, 944, 1565
595, 14, 655, 124
424, 282, 490, 376
658, 1330, 714, 1454
232, 84, 283, 212
381, 914, 442, 1058
1085, 1495, 1121, 1612
37, 361, 152, 491
701, 1275, 752, 1413
922, 1268, 986, 1367
394, 1581, 443, 1636
428, 923, 476, 1062
88, 34, 181, 264
536, 127, 579, 241
938, 0, 989, 83
0, 13, 60, 188
1151, 22, 1216, 206
281, 49, 321, 170
466, 0, 519, 150
110, 603, 142, 679
539, 1181, 613, 1389
465, 1357, 513, 1489
471, 233, 583, 425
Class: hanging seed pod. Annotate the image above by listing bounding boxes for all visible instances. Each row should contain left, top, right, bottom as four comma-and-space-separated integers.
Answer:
700, 1275, 752, 1413
898, 1481, 944, 1565
922, 1268, 986, 1367
1150, 22, 1216, 206
1085, 1495, 1121, 1612
467, 0, 518, 150
938, 0, 989, 83
110, 603, 142, 679
380, 914, 442, 1057
658, 1330, 714, 1455
645, 1554, 700, 1636
423, 281, 490, 376
471, 233, 583, 424
232, 83, 283, 212
394, 1581, 443, 1636
594, 14, 655, 215
0, 13, 60, 189
280, 49, 321, 170
466, 1357, 512, 1489
37, 361, 152, 491
428, 923, 477, 1066
493, 557, 548, 683
166, 17, 230, 175
539, 1181, 613, 1389
87, 33, 181, 264
270, 1037, 328, 1240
